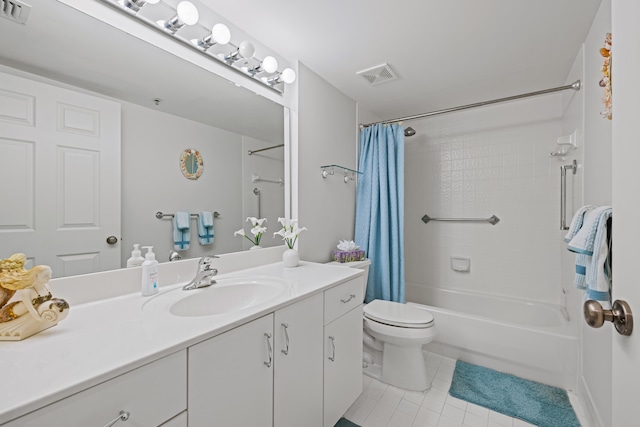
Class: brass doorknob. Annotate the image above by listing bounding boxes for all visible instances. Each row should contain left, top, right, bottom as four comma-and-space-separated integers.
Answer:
106, 236, 118, 245
583, 300, 633, 336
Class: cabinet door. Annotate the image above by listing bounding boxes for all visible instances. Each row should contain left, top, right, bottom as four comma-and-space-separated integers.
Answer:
188, 314, 274, 427
274, 293, 324, 427
324, 306, 363, 427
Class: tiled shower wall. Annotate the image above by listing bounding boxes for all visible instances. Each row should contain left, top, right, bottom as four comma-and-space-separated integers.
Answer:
404, 94, 570, 305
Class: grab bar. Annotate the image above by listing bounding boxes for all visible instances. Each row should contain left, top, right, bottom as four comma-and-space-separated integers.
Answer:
421, 214, 500, 225
560, 160, 577, 230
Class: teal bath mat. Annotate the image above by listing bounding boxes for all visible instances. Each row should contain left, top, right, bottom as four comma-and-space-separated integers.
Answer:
334, 418, 360, 427
449, 360, 580, 427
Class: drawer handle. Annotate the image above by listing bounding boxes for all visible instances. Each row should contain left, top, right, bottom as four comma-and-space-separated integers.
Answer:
264, 332, 273, 367
328, 336, 336, 362
341, 294, 356, 304
104, 410, 130, 427
281, 323, 290, 355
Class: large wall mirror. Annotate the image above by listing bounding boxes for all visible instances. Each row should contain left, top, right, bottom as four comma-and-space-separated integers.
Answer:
0, 0, 287, 277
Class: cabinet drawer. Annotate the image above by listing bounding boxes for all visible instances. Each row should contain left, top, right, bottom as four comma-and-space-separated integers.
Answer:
324, 276, 364, 325
4, 350, 187, 427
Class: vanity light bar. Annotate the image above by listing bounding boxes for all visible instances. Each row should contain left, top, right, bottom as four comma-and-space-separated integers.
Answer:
100, 0, 295, 93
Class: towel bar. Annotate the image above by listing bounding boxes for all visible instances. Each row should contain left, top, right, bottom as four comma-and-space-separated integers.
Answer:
155, 211, 220, 220
421, 214, 500, 225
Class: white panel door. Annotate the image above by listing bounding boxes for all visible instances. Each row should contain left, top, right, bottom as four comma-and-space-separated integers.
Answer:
0, 71, 121, 276
611, 3, 640, 426
274, 293, 324, 427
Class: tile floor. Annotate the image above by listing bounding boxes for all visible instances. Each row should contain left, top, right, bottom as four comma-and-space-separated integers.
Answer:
343, 352, 590, 427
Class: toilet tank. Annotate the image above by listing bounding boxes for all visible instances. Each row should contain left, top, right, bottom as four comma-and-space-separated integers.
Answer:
326, 258, 370, 295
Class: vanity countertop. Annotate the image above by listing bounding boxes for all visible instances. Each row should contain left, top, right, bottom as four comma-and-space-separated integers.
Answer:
0, 260, 363, 425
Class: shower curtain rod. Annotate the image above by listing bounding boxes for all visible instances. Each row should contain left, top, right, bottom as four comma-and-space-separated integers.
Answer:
360, 80, 581, 128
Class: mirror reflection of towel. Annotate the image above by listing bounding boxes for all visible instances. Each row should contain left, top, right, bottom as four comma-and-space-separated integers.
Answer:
198, 211, 214, 245
173, 212, 190, 251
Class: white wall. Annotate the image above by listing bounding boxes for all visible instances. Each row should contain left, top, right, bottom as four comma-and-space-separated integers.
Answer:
121, 102, 248, 265
578, 1, 612, 426
296, 63, 358, 262
404, 96, 566, 305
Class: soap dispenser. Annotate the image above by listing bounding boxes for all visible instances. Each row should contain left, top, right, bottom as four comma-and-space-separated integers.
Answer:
127, 244, 145, 268
141, 246, 159, 296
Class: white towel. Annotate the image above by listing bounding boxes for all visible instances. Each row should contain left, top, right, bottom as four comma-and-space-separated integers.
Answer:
198, 211, 214, 245
173, 211, 191, 251
563, 205, 596, 243
566, 206, 612, 309
564, 205, 596, 289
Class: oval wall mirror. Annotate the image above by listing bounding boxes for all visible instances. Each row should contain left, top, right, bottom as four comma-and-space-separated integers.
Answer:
180, 148, 203, 180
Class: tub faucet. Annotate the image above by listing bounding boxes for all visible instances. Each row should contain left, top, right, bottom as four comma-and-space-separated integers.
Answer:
183, 256, 219, 291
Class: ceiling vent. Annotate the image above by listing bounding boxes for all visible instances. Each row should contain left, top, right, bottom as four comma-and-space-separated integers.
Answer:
356, 63, 399, 86
1, 0, 31, 25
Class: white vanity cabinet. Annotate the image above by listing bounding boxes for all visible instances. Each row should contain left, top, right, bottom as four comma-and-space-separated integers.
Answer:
188, 293, 324, 427
274, 293, 324, 427
188, 313, 275, 427
323, 278, 364, 427
2, 350, 187, 427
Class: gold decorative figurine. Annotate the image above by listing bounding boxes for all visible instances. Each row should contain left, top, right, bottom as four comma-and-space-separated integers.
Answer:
0, 253, 69, 340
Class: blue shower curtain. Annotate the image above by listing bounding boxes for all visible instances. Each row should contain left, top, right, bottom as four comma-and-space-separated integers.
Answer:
355, 123, 404, 303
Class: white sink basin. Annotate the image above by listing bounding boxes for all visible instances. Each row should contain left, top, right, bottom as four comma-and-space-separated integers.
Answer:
144, 276, 291, 317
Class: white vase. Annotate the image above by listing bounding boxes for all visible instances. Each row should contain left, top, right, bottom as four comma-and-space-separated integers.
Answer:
250, 245, 263, 250
282, 248, 299, 267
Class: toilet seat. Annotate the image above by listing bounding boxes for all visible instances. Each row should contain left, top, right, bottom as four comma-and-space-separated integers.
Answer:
364, 300, 434, 329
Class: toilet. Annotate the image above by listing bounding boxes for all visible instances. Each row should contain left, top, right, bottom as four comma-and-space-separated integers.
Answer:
363, 300, 435, 391
327, 259, 436, 392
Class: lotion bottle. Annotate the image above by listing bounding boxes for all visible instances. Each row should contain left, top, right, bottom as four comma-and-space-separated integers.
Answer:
141, 246, 159, 296
127, 244, 145, 268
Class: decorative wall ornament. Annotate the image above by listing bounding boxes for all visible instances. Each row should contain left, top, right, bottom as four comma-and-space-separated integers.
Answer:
180, 148, 203, 180
599, 32, 612, 120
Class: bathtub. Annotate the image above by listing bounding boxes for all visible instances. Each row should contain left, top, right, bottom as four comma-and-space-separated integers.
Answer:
406, 284, 578, 390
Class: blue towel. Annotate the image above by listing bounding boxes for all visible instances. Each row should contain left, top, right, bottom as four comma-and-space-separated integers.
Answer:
198, 211, 214, 245
173, 211, 190, 251
566, 206, 612, 309
564, 205, 596, 289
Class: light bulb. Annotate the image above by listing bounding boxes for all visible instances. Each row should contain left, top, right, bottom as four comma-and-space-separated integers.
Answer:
261, 56, 278, 73
238, 41, 256, 60
176, 1, 199, 26
211, 23, 231, 45
280, 68, 296, 84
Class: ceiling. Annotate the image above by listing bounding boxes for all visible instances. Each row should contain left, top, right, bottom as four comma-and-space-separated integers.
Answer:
206, 0, 603, 122
0, 0, 603, 132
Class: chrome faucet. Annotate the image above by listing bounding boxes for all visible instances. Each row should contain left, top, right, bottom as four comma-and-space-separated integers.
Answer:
183, 256, 219, 291
168, 250, 182, 262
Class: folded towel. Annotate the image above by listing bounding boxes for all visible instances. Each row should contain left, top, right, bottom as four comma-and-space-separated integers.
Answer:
566, 206, 612, 309
198, 211, 214, 245
173, 211, 190, 251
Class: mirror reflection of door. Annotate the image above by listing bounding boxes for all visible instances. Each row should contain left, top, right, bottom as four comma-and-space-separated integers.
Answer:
0, 71, 121, 278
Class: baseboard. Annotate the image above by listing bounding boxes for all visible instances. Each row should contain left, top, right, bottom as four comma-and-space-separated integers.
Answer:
577, 374, 604, 427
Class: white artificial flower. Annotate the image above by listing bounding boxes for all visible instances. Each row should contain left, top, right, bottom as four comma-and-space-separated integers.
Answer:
234, 229, 246, 237
274, 218, 307, 249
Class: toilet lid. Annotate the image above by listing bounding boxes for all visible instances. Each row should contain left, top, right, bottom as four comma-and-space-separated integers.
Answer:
364, 300, 434, 328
